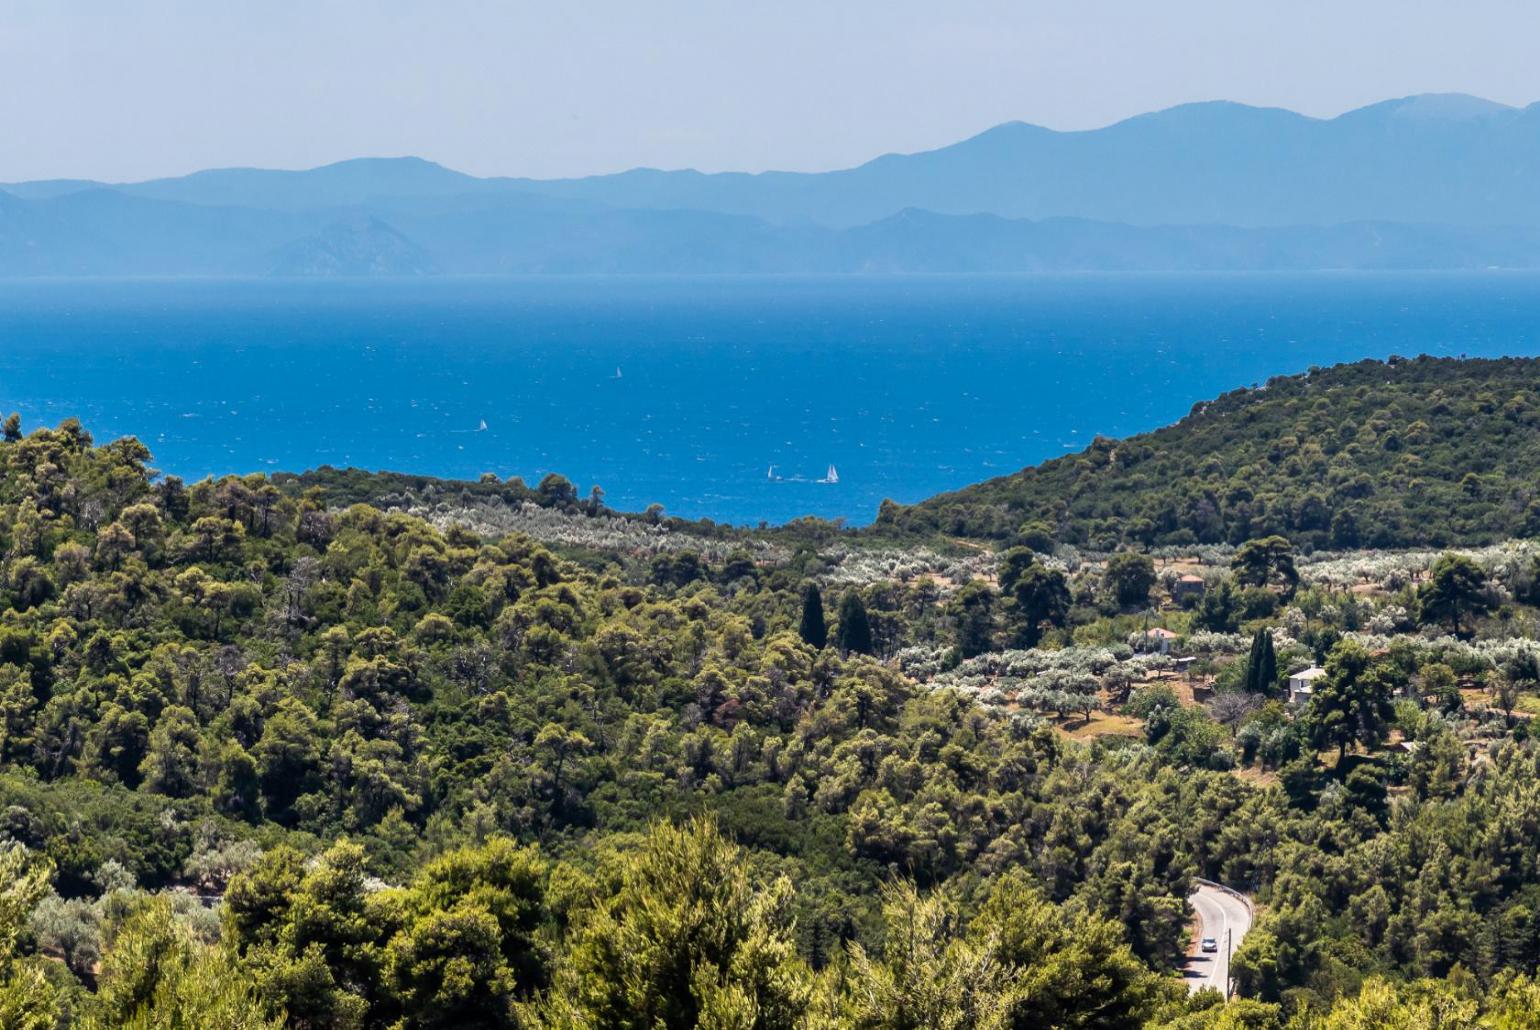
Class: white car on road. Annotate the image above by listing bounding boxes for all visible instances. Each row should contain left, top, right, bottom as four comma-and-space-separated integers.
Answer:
1185, 884, 1253, 995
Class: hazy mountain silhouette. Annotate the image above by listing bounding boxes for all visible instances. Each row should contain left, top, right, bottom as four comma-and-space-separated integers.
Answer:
481, 93, 1540, 228
0, 188, 308, 275
266, 215, 438, 276
5, 157, 488, 211
5, 93, 1540, 275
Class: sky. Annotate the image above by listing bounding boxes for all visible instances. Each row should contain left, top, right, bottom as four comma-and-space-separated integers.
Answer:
3, 0, 1539, 183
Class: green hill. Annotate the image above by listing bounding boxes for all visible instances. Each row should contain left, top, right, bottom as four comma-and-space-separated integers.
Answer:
880, 355, 1540, 549
14, 377, 1540, 1022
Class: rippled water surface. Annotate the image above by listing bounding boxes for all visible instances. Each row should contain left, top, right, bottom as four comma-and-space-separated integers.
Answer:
3, 273, 1538, 524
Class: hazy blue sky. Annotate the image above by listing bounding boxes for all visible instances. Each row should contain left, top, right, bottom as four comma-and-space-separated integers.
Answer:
4, 0, 1538, 182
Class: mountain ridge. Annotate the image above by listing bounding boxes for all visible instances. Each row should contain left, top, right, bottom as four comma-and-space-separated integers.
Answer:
9, 92, 1524, 196
7, 93, 1540, 274
10, 185, 1540, 276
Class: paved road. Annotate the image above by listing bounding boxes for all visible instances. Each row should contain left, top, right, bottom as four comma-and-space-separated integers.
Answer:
1183, 884, 1253, 996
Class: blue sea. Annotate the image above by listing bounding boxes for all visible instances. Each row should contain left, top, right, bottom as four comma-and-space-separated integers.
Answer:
2, 274, 1539, 526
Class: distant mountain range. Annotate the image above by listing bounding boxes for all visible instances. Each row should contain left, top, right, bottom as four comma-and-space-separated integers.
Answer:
5, 93, 1540, 276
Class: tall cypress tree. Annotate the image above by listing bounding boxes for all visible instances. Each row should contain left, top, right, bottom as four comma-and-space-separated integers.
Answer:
836, 592, 873, 656
799, 584, 828, 649
1246, 628, 1277, 694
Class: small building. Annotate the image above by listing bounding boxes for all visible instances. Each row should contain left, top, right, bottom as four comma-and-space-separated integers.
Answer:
1288, 666, 1327, 705
1172, 574, 1206, 602
1138, 627, 1180, 655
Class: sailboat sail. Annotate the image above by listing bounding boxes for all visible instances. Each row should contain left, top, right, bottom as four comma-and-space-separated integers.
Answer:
822, 464, 839, 484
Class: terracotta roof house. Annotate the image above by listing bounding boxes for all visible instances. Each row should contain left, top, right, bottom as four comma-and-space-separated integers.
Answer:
1172, 574, 1206, 601
1138, 627, 1180, 655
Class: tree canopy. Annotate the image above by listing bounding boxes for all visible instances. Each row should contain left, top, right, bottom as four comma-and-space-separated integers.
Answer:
880, 356, 1540, 550
7, 407, 1540, 1026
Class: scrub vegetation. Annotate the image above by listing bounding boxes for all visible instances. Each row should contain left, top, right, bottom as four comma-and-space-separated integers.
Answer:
9, 358, 1540, 1027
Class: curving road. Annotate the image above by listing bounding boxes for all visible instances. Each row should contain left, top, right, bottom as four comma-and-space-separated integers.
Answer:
1183, 883, 1253, 996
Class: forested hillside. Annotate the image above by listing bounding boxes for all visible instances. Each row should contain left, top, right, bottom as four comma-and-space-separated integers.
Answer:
883, 355, 1540, 550
0, 417, 1203, 1027
10, 407, 1540, 1026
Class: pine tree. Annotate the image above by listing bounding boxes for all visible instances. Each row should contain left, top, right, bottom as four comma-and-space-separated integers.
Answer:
836, 592, 873, 656
88, 897, 280, 1029
1418, 552, 1492, 638
799, 584, 827, 649
949, 582, 997, 659
528, 818, 812, 1028
0, 846, 58, 1028
1307, 640, 1396, 760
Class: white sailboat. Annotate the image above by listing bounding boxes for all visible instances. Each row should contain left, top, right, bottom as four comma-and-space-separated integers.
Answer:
820, 464, 840, 484
613, 366, 623, 380
476, 419, 488, 432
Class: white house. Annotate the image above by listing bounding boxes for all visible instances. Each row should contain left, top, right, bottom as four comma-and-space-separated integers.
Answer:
1288, 666, 1326, 705
1137, 627, 1180, 655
